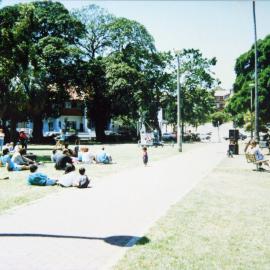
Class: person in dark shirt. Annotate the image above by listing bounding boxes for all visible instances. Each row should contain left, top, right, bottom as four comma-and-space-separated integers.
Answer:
54, 149, 73, 170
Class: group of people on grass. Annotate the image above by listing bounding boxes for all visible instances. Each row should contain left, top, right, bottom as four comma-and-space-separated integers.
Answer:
51, 143, 113, 169
0, 141, 114, 189
0, 145, 35, 171
0, 128, 29, 151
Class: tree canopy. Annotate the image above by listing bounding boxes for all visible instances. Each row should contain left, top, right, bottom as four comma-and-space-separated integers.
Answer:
227, 34, 270, 130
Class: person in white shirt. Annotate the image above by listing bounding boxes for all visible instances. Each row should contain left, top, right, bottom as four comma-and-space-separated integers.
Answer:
80, 147, 95, 164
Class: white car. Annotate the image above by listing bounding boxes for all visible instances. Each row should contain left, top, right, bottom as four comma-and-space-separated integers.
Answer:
198, 133, 211, 142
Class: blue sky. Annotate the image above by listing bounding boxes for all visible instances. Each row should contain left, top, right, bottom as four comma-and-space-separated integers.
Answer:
1, 0, 270, 89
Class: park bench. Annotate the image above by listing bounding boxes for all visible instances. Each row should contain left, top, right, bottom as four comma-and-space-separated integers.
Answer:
77, 132, 95, 144
245, 152, 269, 171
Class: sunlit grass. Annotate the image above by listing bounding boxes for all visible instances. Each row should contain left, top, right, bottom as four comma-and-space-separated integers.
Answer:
114, 156, 270, 270
0, 142, 200, 214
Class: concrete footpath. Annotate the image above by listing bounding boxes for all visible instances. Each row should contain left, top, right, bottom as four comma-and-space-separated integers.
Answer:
0, 142, 227, 270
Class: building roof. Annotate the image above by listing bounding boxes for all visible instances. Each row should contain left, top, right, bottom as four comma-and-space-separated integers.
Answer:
214, 86, 231, 97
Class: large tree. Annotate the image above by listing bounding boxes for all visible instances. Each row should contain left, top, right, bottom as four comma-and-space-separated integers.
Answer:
72, 5, 157, 141
227, 35, 270, 130
163, 49, 218, 130
0, 1, 84, 141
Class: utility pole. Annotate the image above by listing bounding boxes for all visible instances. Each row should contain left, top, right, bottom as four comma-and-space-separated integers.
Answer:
176, 51, 182, 152
250, 86, 253, 139
253, 0, 259, 140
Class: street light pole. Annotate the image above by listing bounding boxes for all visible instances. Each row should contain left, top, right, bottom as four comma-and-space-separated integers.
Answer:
253, 0, 259, 140
250, 86, 253, 139
176, 51, 182, 152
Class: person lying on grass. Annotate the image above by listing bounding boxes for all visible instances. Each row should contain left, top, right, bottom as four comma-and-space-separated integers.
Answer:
27, 164, 57, 186
0, 148, 30, 171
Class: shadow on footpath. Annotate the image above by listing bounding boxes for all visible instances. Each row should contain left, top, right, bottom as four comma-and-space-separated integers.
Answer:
0, 233, 150, 247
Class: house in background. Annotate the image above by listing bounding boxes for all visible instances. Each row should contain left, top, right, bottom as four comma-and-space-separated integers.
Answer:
17, 89, 93, 136
214, 86, 231, 110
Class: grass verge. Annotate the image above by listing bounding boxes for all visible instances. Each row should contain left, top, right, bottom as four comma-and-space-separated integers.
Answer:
114, 155, 270, 270
0, 142, 201, 214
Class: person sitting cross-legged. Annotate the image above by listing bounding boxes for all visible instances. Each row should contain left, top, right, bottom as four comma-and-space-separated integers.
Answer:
27, 164, 57, 186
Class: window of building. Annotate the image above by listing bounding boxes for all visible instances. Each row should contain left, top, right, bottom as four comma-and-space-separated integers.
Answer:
48, 122, 54, 131
65, 102, 71, 109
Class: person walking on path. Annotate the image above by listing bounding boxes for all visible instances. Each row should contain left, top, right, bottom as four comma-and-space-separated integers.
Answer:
142, 146, 148, 166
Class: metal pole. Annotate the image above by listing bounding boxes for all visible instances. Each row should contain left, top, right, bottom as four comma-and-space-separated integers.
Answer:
176, 53, 182, 152
253, 0, 259, 140
250, 87, 253, 139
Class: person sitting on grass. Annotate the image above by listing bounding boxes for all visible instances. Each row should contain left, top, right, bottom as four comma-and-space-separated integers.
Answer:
54, 149, 73, 170
58, 164, 77, 187
95, 147, 112, 164
12, 148, 35, 166
58, 165, 90, 188
0, 148, 30, 171
73, 167, 90, 188
27, 164, 57, 186
80, 147, 95, 164
51, 149, 61, 163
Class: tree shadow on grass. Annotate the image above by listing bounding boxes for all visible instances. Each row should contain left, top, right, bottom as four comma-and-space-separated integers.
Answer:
0, 233, 150, 247
36, 155, 51, 163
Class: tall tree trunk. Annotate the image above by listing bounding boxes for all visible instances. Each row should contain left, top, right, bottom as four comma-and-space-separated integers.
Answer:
32, 116, 43, 143
153, 113, 162, 140
94, 117, 106, 142
10, 119, 18, 145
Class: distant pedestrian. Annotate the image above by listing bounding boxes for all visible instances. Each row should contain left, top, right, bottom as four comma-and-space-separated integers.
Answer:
142, 146, 148, 166
0, 128, 5, 151
19, 130, 28, 149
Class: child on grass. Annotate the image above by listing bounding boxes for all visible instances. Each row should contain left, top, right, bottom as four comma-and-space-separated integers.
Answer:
142, 146, 148, 166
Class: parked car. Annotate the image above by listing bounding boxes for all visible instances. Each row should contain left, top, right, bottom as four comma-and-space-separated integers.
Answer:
198, 133, 211, 142
162, 132, 176, 142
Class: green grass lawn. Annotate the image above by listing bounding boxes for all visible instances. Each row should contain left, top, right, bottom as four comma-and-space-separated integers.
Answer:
0, 142, 200, 214
114, 155, 270, 270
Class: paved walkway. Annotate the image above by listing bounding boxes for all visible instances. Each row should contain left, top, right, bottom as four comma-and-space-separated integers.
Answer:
0, 142, 227, 270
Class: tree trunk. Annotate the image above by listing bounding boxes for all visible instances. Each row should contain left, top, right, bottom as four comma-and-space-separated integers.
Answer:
153, 111, 162, 139
95, 117, 106, 142
32, 116, 44, 143
10, 119, 18, 145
